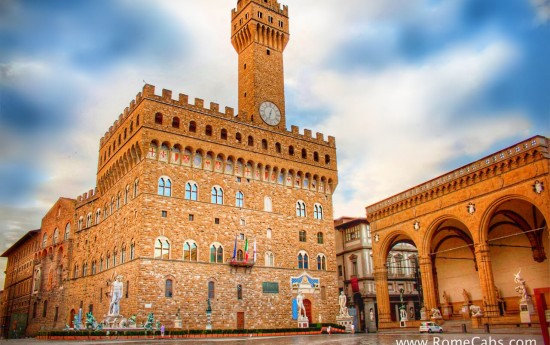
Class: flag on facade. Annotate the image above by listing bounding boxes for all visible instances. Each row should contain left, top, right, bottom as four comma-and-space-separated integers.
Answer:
244, 238, 249, 262
253, 239, 257, 263
232, 234, 237, 260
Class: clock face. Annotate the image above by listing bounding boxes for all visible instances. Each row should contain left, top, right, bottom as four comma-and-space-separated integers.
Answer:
259, 102, 281, 126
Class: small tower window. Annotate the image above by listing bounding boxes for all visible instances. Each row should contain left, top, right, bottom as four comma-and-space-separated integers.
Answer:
155, 112, 163, 125
266, 49, 270, 55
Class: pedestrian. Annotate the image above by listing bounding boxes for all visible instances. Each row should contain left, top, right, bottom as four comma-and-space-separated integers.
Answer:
327, 325, 331, 334
351, 324, 355, 334
160, 324, 165, 337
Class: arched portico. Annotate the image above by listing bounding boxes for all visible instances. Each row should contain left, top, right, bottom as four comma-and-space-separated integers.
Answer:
367, 136, 549, 328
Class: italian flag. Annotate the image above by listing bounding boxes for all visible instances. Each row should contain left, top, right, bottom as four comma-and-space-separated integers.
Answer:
244, 238, 249, 262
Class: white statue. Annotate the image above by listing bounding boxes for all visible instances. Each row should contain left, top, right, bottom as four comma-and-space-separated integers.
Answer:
400, 308, 408, 321
469, 304, 483, 317
296, 290, 307, 319
338, 291, 349, 317
431, 308, 442, 319
109, 275, 124, 316
514, 269, 529, 301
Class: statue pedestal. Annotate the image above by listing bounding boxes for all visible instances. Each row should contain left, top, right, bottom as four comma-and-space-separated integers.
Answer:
431, 316, 443, 324
399, 320, 407, 328
471, 316, 482, 329
336, 315, 354, 332
461, 304, 471, 320
297, 316, 309, 328
442, 305, 453, 320
174, 318, 182, 329
519, 299, 535, 323
420, 308, 428, 321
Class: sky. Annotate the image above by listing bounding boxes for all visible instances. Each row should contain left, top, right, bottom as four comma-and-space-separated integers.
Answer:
0, 0, 549, 288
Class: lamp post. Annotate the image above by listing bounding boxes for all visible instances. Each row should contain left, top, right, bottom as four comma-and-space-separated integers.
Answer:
206, 299, 212, 330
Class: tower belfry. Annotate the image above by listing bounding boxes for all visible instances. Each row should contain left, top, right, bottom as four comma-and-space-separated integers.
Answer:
231, 0, 289, 129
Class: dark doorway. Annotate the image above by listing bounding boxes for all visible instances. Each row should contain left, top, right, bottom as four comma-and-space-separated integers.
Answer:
304, 299, 312, 323
237, 312, 245, 329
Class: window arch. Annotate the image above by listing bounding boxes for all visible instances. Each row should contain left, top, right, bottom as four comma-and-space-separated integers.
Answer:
301, 148, 307, 159
125, 185, 130, 204
275, 142, 282, 153
183, 240, 198, 261
82, 262, 88, 276
314, 152, 319, 162
211, 186, 223, 205
121, 246, 126, 263
317, 254, 327, 270
189, 121, 197, 132
210, 243, 224, 263
296, 201, 306, 217
116, 193, 121, 210
314, 204, 324, 220
236, 191, 244, 208
317, 232, 324, 244
42, 233, 48, 248
264, 196, 272, 212
73, 264, 79, 279
172, 117, 180, 128
236, 132, 242, 143
158, 177, 172, 197
237, 249, 244, 261
91, 261, 97, 275
289, 146, 295, 156
86, 213, 93, 227
165, 279, 173, 297
94, 209, 101, 225
64, 223, 71, 240
325, 154, 331, 164
299, 230, 306, 242
208, 281, 215, 298
247, 135, 254, 146
298, 251, 309, 269
133, 179, 139, 197
266, 228, 272, 239
130, 242, 135, 260
265, 251, 274, 267
205, 125, 213, 136
221, 128, 228, 140
261, 139, 268, 150
52, 228, 59, 245
154, 237, 171, 259
185, 181, 198, 201
155, 112, 163, 125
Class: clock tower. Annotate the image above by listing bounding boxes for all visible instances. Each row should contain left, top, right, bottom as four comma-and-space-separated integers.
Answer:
231, 0, 289, 129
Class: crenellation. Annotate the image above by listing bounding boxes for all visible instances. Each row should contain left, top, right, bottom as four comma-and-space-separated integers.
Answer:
328, 136, 336, 147
142, 84, 155, 97
210, 102, 219, 113
123, 106, 129, 118
162, 88, 172, 101
304, 129, 312, 138
194, 97, 204, 108
178, 93, 189, 105
290, 125, 299, 135
225, 106, 234, 117
316, 132, 324, 142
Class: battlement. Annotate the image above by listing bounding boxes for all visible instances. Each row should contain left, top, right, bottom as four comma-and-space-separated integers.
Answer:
76, 188, 99, 206
101, 84, 335, 148
232, 0, 288, 18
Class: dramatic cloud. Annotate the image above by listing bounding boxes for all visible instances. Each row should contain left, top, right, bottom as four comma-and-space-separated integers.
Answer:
0, 0, 548, 288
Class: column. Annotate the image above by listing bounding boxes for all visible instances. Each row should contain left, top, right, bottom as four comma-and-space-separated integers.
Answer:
474, 242, 499, 317
373, 266, 392, 327
419, 255, 437, 313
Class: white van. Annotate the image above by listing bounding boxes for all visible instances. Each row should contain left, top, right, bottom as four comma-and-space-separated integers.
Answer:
419, 322, 443, 333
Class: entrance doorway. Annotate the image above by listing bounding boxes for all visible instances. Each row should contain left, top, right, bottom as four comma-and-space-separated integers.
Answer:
304, 299, 312, 323
236, 312, 245, 329
69, 309, 76, 328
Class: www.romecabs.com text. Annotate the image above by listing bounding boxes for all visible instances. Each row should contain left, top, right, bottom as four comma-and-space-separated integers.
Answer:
395, 337, 538, 345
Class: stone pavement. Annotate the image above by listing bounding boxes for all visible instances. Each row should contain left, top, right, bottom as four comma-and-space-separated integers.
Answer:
0, 331, 544, 345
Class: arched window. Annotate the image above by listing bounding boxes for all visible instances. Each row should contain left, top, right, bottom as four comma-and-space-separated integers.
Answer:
289, 146, 294, 156
165, 279, 173, 297
236, 132, 242, 143
185, 182, 198, 201
301, 148, 307, 159
154, 237, 171, 259
236, 191, 244, 208
221, 128, 228, 140
183, 241, 198, 261
317, 254, 327, 270
155, 112, 163, 124
133, 179, 139, 197
262, 139, 268, 150
298, 251, 309, 269
42, 233, 48, 249
52, 228, 59, 245
296, 201, 306, 217
73, 264, 79, 279
264, 196, 272, 212
275, 142, 282, 153
99, 257, 103, 272
116, 193, 121, 210
64, 223, 71, 240
82, 262, 88, 276
189, 121, 197, 132
158, 177, 172, 197
265, 251, 274, 267
325, 154, 331, 164
317, 232, 324, 244
42, 300, 48, 317
314, 152, 319, 162
121, 246, 126, 263
299, 230, 306, 242
211, 186, 223, 205
247, 136, 254, 146
112, 249, 117, 266
130, 242, 135, 260
86, 213, 93, 227
314, 204, 323, 220
266, 228, 272, 239
210, 244, 223, 263
91, 261, 97, 275
172, 117, 180, 128
106, 252, 110, 269
208, 281, 215, 299
125, 185, 130, 204
95, 209, 101, 225
205, 125, 213, 136
237, 249, 244, 261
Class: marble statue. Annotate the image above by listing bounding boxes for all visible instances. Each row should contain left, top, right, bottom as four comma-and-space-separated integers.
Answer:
338, 291, 349, 317
469, 305, 483, 317
296, 290, 307, 319
431, 308, 442, 319
514, 269, 529, 301
109, 275, 124, 316
400, 307, 408, 321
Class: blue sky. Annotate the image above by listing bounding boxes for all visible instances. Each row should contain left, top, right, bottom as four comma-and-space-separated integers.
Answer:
0, 0, 549, 286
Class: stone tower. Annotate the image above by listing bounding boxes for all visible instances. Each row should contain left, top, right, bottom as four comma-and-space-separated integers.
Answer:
231, 0, 289, 129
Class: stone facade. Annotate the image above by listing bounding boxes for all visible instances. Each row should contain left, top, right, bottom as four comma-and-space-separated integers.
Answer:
366, 136, 549, 328
2, 0, 339, 336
